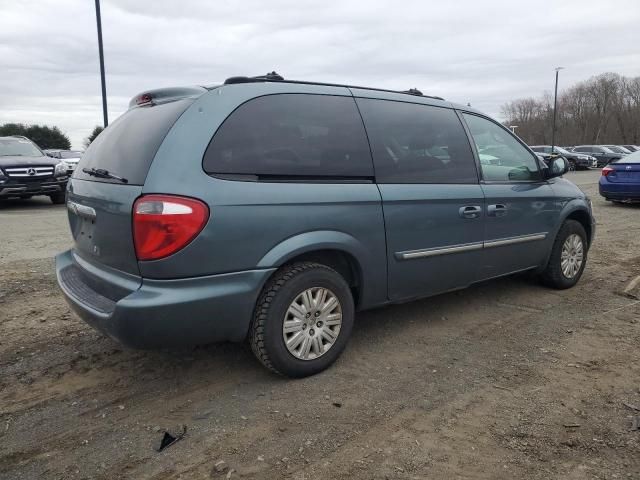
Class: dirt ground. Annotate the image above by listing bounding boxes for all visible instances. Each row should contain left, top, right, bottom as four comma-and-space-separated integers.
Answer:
1, 170, 639, 480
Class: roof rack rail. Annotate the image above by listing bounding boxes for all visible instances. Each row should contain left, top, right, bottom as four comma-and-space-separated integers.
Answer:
222, 72, 444, 101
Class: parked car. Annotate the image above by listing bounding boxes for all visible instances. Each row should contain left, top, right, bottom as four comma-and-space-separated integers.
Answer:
44, 149, 83, 173
529, 145, 596, 170
622, 145, 640, 152
571, 146, 622, 167
599, 150, 640, 203
59, 150, 83, 173
55, 74, 595, 377
43, 149, 63, 158
0, 136, 69, 203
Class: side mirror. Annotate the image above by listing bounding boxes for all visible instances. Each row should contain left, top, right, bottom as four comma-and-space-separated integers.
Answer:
546, 157, 569, 179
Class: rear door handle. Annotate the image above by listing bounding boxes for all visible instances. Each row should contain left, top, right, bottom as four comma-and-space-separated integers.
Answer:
459, 205, 482, 219
487, 204, 507, 217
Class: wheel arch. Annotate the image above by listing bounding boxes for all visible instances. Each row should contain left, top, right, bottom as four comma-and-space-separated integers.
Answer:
538, 204, 593, 274
256, 231, 374, 309
563, 207, 594, 247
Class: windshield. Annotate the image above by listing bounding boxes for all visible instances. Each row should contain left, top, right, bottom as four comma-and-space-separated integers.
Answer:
612, 151, 640, 164
553, 147, 570, 154
60, 150, 82, 158
607, 146, 628, 154
0, 138, 43, 157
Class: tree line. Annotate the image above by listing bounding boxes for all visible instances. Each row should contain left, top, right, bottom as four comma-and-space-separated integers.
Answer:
501, 72, 640, 147
0, 124, 104, 150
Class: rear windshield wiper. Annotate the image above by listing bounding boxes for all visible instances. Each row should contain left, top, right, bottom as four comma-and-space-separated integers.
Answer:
82, 167, 128, 184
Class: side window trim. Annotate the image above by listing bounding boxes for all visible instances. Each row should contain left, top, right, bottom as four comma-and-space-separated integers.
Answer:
455, 109, 483, 184
459, 111, 544, 184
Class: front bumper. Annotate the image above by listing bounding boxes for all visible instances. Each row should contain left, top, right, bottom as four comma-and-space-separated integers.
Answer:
0, 177, 68, 197
573, 158, 591, 168
55, 249, 275, 348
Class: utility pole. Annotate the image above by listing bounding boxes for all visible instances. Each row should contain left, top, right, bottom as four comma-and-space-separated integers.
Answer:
95, 0, 108, 127
551, 67, 564, 152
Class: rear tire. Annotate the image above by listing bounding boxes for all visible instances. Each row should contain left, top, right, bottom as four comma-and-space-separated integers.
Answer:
250, 262, 354, 377
49, 192, 66, 205
541, 220, 587, 289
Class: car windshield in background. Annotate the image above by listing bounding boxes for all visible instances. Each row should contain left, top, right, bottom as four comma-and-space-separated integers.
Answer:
612, 151, 640, 163
607, 146, 629, 154
60, 151, 82, 159
0, 138, 43, 157
554, 147, 572, 155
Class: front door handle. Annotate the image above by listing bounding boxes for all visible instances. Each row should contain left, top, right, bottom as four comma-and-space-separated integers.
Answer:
459, 205, 482, 219
487, 204, 507, 217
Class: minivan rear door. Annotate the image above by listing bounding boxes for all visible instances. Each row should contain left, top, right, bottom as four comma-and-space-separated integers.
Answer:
68, 96, 197, 275
356, 96, 485, 301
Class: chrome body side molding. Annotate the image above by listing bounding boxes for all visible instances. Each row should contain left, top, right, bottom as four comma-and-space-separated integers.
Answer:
397, 233, 548, 260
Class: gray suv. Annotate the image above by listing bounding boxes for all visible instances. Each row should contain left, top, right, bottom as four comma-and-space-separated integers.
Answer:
56, 74, 595, 377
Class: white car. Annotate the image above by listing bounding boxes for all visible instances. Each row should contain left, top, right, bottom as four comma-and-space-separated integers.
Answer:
58, 151, 83, 173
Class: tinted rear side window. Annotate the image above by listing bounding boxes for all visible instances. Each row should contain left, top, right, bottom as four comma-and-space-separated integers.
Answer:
75, 99, 192, 185
355, 98, 478, 184
203, 94, 373, 179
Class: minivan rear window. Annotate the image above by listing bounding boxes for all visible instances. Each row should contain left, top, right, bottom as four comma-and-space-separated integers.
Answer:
74, 99, 192, 185
202, 94, 374, 180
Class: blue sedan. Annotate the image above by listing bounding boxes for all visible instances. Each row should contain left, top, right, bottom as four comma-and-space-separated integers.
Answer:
599, 150, 640, 202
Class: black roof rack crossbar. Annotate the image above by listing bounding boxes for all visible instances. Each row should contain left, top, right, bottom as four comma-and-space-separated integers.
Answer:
223, 72, 444, 101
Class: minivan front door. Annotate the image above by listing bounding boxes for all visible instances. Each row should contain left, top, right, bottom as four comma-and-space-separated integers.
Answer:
462, 113, 558, 279
356, 97, 485, 301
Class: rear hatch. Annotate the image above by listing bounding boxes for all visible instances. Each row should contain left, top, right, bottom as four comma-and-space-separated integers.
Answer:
68, 88, 204, 275
606, 161, 640, 183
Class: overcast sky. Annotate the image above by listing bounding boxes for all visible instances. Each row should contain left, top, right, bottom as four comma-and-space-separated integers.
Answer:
1, 0, 639, 149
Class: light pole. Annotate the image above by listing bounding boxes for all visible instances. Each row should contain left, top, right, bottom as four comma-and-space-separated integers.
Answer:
551, 67, 564, 153
95, 0, 108, 127
509, 125, 519, 134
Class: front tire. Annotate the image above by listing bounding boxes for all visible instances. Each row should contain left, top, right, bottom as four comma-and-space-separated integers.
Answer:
541, 220, 588, 289
250, 262, 354, 377
49, 192, 66, 204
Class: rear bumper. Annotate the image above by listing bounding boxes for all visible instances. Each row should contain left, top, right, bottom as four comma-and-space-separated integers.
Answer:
55, 250, 275, 348
599, 181, 640, 200
0, 177, 68, 197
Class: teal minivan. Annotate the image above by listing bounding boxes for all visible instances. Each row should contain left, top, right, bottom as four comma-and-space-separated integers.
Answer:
56, 73, 595, 377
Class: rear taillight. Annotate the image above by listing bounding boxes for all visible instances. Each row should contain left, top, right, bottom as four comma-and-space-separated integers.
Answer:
133, 195, 209, 261
601, 166, 614, 176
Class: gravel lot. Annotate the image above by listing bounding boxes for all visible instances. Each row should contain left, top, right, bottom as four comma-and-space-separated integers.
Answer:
1, 170, 639, 480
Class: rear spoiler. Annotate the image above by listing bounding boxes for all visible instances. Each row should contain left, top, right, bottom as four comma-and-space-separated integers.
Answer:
128, 86, 207, 109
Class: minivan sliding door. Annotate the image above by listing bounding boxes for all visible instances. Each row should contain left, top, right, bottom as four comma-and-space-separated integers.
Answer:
356, 98, 484, 301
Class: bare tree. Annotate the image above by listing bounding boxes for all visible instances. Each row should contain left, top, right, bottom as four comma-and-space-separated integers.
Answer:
501, 72, 640, 146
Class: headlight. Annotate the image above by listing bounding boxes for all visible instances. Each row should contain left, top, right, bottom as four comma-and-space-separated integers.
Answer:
54, 162, 68, 176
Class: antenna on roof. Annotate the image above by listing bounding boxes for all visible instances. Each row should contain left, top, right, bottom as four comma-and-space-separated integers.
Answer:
402, 88, 423, 96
